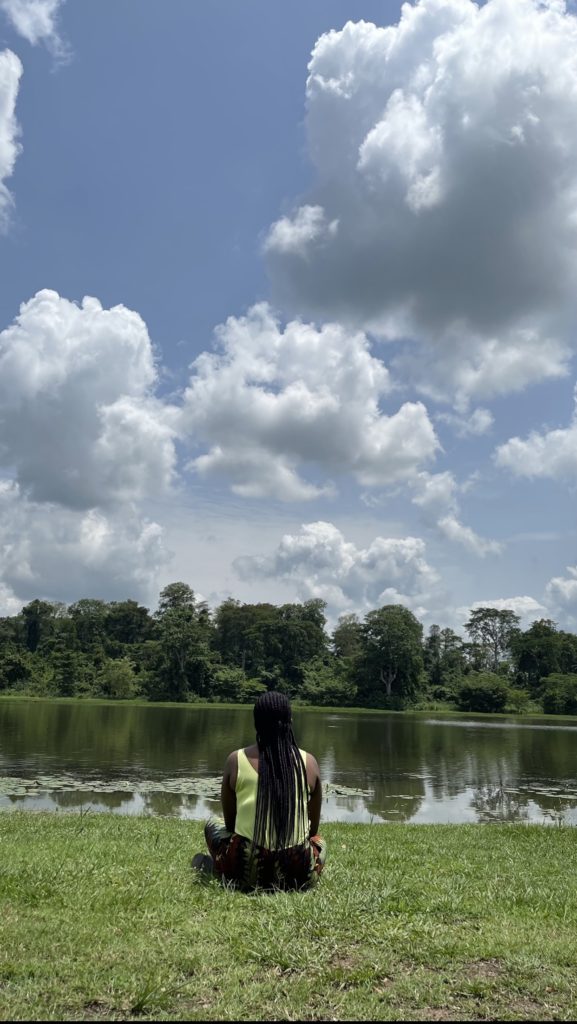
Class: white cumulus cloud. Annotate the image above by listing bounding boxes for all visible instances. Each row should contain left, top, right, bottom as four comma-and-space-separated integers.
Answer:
0, 290, 179, 509
545, 566, 577, 622
266, 0, 577, 405
0, 0, 67, 56
495, 386, 577, 481
437, 515, 502, 557
436, 407, 494, 438
235, 520, 439, 619
399, 329, 570, 410
264, 205, 338, 256
0, 480, 168, 607
182, 303, 439, 501
411, 470, 502, 556
0, 48, 22, 230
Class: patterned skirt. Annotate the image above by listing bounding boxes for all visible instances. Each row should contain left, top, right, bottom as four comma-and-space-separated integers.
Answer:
204, 816, 327, 892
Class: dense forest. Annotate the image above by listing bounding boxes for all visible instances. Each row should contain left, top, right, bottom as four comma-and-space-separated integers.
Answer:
1, 582, 577, 714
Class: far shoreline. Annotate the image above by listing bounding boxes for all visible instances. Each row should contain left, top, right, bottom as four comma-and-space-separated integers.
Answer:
2, 691, 577, 725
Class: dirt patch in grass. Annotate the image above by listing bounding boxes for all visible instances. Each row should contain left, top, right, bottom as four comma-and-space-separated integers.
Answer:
410, 1010, 461, 1022
79, 1001, 121, 1021
510, 995, 556, 1017
329, 955, 358, 971
463, 958, 504, 980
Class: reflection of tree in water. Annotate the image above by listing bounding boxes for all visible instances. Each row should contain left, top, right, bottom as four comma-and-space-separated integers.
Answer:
471, 782, 577, 823
143, 791, 189, 817
364, 779, 424, 823
4, 700, 577, 824
421, 721, 522, 801
0, 700, 255, 781
52, 790, 134, 811
471, 784, 531, 823
398, 717, 577, 822
296, 714, 426, 822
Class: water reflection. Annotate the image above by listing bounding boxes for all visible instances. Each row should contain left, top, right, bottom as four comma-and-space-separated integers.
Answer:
1, 700, 577, 824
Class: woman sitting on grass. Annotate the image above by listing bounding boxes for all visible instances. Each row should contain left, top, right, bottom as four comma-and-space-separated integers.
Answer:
193, 691, 326, 890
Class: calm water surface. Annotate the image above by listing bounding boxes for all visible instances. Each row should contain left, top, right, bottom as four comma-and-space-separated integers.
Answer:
1, 700, 577, 824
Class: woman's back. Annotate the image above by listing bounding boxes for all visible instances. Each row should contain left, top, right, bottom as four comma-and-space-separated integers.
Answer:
234, 746, 310, 849
196, 692, 326, 890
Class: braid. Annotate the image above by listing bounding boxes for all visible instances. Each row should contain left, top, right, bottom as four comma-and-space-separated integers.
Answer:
252, 692, 308, 851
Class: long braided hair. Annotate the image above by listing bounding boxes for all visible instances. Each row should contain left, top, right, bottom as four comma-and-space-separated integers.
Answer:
252, 691, 308, 851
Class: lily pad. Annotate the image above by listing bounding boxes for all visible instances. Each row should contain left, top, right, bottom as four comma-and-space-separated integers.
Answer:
0, 773, 370, 801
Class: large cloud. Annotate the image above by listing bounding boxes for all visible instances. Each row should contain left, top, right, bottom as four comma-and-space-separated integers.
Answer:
0, 290, 179, 509
266, 0, 577, 405
0, 480, 168, 609
495, 385, 577, 481
0, 289, 178, 608
0, 1, 67, 56
182, 303, 438, 500
0, 48, 22, 229
235, 520, 440, 619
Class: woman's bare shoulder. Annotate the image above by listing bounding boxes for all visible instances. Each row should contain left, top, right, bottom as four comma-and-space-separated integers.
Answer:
305, 751, 321, 788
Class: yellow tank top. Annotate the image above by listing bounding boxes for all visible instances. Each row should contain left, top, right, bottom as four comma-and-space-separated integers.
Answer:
234, 747, 309, 849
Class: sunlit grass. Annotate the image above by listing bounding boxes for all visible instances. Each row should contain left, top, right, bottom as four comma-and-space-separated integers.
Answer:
2, 813, 577, 1020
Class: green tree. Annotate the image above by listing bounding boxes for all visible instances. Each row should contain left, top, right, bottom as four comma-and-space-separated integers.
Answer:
21, 599, 59, 653
51, 648, 84, 697
213, 599, 276, 673
213, 598, 327, 691
105, 600, 154, 651
332, 613, 363, 659
96, 658, 139, 699
510, 619, 562, 691
300, 656, 357, 707
148, 591, 215, 701
357, 605, 424, 708
558, 632, 577, 674
464, 607, 521, 673
208, 666, 266, 703
157, 582, 196, 614
424, 625, 466, 698
541, 674, 577, 715
69, 599, 109, 650
0, 643, 32, 689
455, 673, 509, 713
270, 600, 328, 691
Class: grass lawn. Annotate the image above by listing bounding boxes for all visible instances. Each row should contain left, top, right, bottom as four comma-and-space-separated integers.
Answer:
1, 814, 577, 1021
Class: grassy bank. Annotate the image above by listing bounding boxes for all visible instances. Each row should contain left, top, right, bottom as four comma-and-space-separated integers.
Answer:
2, 815, 577, 1020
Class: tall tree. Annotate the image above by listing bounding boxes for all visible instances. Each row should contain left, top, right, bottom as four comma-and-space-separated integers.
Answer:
358, 605, 424, 707
157, 582, 196, 615
21, 600, 58, 653
425, 626, 466, 690
464, 607, 520, 673
69, 599, 108, 650
105, 600, 153, 649
150, 593, 214, 701
424, 624, 443, 688
332, 613, 363, 659
510, 619, 561, 690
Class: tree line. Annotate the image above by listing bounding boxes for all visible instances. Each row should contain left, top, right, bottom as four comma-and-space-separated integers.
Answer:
1, 582, 576, 714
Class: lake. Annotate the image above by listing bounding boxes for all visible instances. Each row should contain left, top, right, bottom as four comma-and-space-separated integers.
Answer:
1, 699, 577, 824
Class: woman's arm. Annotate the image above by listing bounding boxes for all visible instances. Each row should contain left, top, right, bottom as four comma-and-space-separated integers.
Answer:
221, 751, 237, 833
306, 753, 322, 837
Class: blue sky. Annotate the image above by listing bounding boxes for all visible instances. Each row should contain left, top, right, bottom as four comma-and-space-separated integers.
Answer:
1, 0, 387, 348
0, 0, 576, 632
